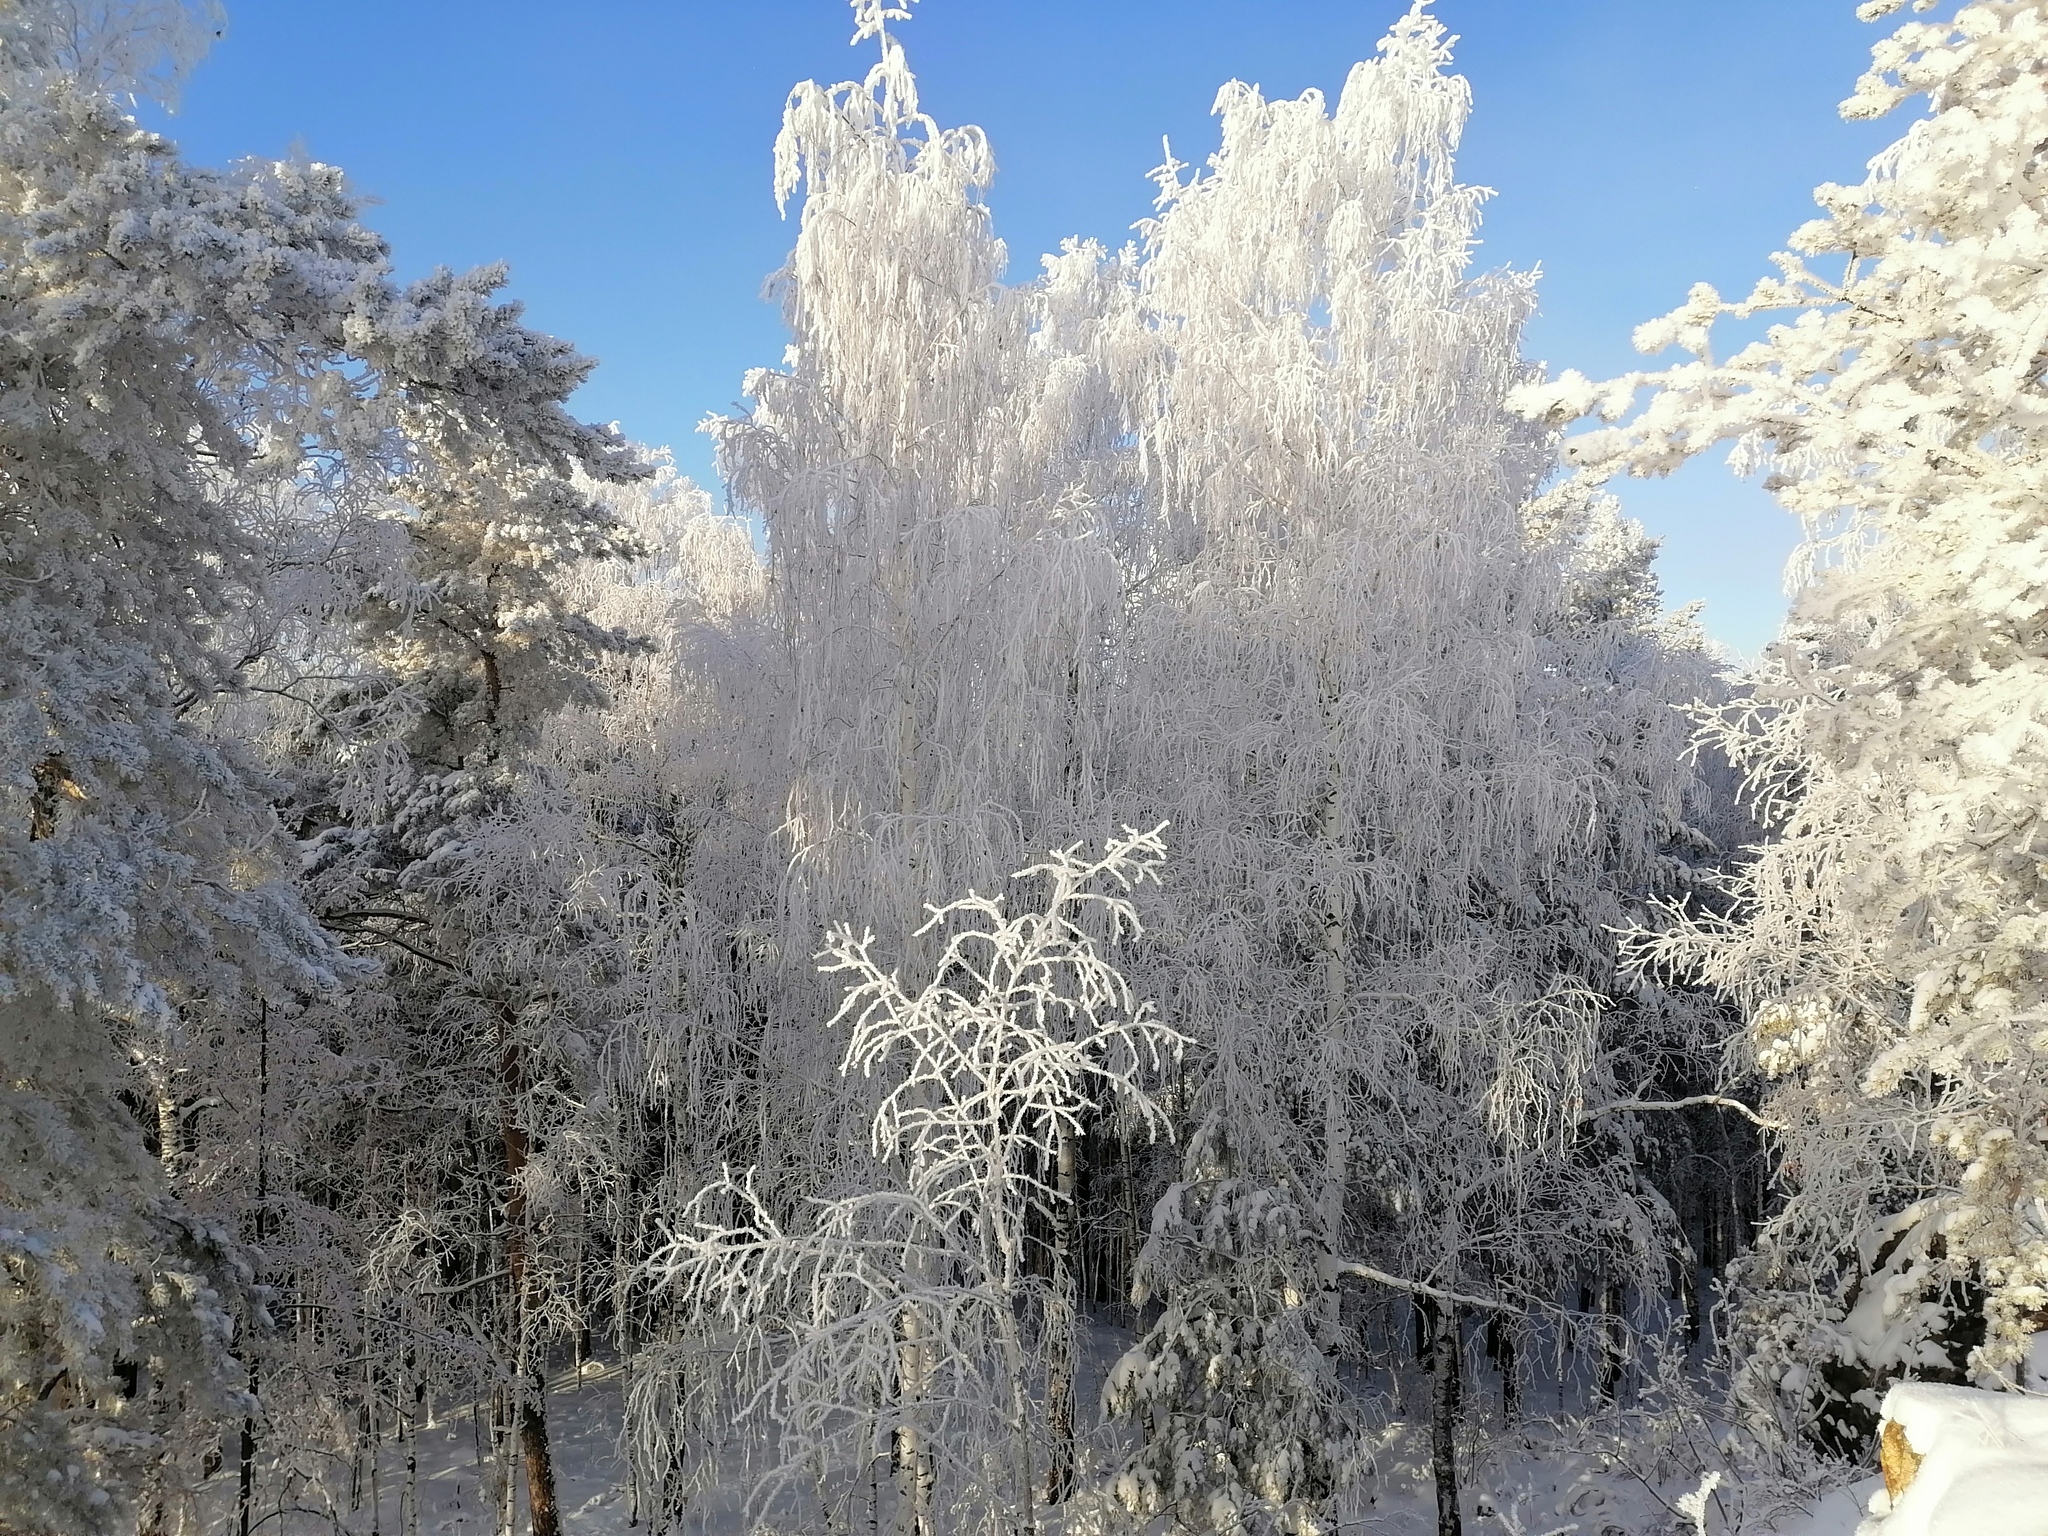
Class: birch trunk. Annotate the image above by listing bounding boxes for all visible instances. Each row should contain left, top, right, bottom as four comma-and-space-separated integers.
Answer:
893, 1310, 935, 1536
1314, 664, 1349, 1340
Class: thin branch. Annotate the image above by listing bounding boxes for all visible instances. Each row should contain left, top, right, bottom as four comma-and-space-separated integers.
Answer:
411, 1268, 510, 1299
326, 920, 458, 972
322, 908, 433, 928
1581, 1095, 1786, 1133
1327, 1260, 1511, 1314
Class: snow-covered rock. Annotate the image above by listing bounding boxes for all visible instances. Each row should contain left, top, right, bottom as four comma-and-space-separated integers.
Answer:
1860, 1382, 2048, 1536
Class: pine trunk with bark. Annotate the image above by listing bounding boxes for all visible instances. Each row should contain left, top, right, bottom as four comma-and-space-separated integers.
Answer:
238, 1002, 270, 1536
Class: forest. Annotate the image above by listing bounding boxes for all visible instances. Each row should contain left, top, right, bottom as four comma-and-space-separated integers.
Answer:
3, 0, 2046, 1533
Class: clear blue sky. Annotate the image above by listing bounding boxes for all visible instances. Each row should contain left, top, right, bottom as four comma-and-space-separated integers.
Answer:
146, 1, 1900, 656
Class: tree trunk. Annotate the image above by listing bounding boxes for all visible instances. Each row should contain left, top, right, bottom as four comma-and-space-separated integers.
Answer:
488, 1390, 514, 1536
894, 1308, 935, 1536
237, 1394, 259, 1536
239, 1001, 269, 1536
1681, 1250, 1701, 1351
138, 1398, 170, 1536
370, 1394, 384, 1536
496, 1008, 562, 1536
1046, 650, 1085, 1506
1307, 655, 1355, 1345
994, 1284, 1038, 1536
140, 1037, 184, 1536
517, 1384, 560, 1536
28, 753, 78, 840
404, 1356, 425, 1536
1045, 1123, 1079, 1504
1429, 1301, 1462, 1536
1486, 1310, 1519, 1429
1597, 1275, 1624, 1403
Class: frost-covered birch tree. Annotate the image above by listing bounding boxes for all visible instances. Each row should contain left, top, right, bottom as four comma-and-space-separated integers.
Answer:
704, 0, 1157, 1506
673, 11, 1733, 1533
1519, 0, 2048, 1454
639, 829, 1182, 1536
1102, 8, 1727, 1527
712, 0, 1147, 954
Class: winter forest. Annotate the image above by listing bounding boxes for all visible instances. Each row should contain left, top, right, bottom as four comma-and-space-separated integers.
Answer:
5, 0, 2048, 1532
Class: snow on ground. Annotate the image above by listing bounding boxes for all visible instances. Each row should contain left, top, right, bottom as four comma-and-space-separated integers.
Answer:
193, 1319, 1923, 1535
201, 1364, 1882, 1534
1860, 1383, 2048, 1536
1756, 1480, 1877, 1536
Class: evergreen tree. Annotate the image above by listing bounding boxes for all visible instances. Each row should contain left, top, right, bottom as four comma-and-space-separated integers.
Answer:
1101, 1117, 1360, 1536
1, 9, 373, 1525
293, 293, 649, 1536
0, 2, 652, 1526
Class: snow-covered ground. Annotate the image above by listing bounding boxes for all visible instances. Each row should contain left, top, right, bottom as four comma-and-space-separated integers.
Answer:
201, 1344, 1887, 1536
208, 1309, 2048, 1534
1861, 1383, 2048, 1536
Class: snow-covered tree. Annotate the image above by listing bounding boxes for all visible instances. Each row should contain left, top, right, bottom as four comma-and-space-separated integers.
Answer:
680, 12, 1733, 1533
638, 829, 1182, 1536
713, 0, 1152, 955
0, 11, 374, 1525
1099, 1116, 1361, 1536
1102, 9, 1725, 1526
0, 0, 655, 1525
1518, 0, 2048, 1453
707, 0, 1156, 1502
289, 363, 649, 1534
345, 456, 773, 1533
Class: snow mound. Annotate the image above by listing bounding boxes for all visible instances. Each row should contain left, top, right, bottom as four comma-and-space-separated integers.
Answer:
1861, 1382, 2048, 1536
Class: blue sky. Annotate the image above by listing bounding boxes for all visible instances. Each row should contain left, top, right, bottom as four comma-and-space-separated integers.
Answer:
147, 1, 1901, 655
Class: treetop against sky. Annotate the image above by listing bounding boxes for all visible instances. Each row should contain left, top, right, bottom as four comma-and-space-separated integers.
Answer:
147, 0, 1896, 654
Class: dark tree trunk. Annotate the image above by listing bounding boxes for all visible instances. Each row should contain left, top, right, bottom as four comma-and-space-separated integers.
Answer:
29, 753, 74, 840
1598, 1276, 1624, 1402
1496, 1317, 1518, 1428
239, 1001, 269, 1536
517, 1386, 560, 1536
1045, 1123, 1079, 1504
497, 1007, 562, 1536
1429, 1301, 1462, 1536
1682, 1251, 1702, 1350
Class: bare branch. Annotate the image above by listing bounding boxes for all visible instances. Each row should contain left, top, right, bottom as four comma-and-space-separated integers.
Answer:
1581, 1095, 1786, 1133
1327, 1260, 1511, 1314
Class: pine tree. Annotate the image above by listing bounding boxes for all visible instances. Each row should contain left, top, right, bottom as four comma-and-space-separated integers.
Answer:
0, 9, 385, 1525
0, 2, 654, 1526
292, 299, 650, 1536
1101, 1117, 1360, 1536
